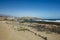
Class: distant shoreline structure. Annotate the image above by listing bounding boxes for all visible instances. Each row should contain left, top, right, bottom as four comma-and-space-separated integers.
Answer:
0, 14, 60, 22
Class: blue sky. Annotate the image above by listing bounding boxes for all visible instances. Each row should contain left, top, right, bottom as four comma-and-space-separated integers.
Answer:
0, 0, 60, 19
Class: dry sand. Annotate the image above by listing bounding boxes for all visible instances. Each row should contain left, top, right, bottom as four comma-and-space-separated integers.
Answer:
0, 21, 43, 40
0, 21, 60, 40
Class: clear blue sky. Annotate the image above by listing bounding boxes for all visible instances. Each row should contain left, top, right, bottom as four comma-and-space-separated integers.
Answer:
0, 0, 60, 19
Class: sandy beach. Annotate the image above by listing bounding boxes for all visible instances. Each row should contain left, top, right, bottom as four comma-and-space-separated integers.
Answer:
0, 21, 43, 40
0, 21, 60, 40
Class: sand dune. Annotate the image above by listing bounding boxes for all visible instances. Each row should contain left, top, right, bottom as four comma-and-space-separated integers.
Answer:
0, 21, 60, 40
0, 21, 43, 40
